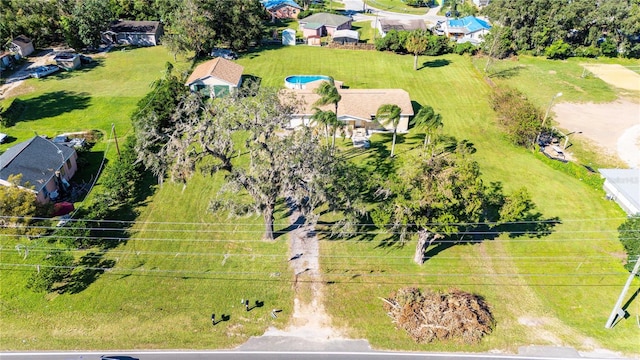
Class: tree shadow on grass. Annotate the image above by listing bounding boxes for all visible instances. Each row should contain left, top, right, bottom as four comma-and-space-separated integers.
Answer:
56, 252, 115, 294
488, 65, 523, 79
12, 91, 91, 123
420, 59, 451, 69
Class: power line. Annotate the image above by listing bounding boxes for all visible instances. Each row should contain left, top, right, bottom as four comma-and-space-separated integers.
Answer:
2, 247, 634, 262
0, 214, 632, 227
0, 262, 629, 279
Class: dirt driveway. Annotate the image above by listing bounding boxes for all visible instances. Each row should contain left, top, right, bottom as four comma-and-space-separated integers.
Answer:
552, 98, 640, 168
0, 50, 55, 99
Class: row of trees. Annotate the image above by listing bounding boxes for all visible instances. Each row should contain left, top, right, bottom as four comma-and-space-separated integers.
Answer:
482, 0, 640, 58
1, 0, 267, 53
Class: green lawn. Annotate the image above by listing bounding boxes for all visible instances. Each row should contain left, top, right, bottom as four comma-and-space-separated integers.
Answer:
366, 0, 429, 15
1, 46, 638, 353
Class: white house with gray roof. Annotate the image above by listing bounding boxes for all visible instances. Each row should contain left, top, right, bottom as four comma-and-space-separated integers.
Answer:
299, 12, 352, 38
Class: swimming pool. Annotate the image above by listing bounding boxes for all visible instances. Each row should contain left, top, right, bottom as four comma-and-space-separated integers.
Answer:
285, 75, 332, 89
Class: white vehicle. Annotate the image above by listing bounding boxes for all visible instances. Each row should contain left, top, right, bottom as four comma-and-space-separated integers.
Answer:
0, 133, 7, 144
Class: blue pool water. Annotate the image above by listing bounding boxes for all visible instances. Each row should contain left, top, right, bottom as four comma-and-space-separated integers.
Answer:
285, 75, 332, 89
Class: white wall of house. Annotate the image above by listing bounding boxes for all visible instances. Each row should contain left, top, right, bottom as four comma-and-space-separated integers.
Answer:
188, 76, 241, 98
603, 180, 640, 215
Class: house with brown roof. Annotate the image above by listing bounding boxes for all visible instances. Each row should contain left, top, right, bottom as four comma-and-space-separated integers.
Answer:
102, 20, 163, 46
9, 35, 34, 57
285, 85, 414, 134
185, 58, 244, 98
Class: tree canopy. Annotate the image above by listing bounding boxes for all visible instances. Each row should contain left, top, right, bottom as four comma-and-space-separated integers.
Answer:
483, 0, 639, 58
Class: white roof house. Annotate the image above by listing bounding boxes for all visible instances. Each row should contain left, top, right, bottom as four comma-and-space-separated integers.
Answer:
599, 169, 640, 215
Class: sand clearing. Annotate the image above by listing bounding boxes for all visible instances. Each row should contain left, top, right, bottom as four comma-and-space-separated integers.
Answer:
581, 64, 640, 92
552, 99, 640, 168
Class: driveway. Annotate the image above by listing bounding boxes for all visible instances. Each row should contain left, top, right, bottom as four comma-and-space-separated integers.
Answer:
0, 49, 55, 99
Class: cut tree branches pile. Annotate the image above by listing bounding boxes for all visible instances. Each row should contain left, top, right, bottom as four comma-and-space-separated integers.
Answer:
382, 287, 495, 344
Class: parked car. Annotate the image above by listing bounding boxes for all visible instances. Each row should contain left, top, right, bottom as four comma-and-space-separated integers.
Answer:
0, 133, 7, 144
30, 64, 60, 79
210, 48, 238, 60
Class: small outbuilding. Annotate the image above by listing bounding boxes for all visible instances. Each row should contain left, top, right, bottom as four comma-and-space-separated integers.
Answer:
54, 53, 81, 70
599, 169, 640, 216
9, 35, 35, 57
307, 35, 321, 46
283, 29, 296, 46
332, 29, 359, 44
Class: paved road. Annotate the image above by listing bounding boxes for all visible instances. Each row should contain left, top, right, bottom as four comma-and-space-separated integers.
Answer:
0, 349, 621, 360
342, 0, 446, 25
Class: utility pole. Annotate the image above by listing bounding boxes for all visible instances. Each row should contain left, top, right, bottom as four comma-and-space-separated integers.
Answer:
605, 257, 640, 328
111, 123, 121, 160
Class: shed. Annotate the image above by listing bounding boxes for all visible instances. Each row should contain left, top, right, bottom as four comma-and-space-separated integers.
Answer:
332, 29, 359, 44
599, 169, 640, 215
283, 28, 296, 46
307, 35, 321, 46
10, 35, 34, 57
54, 53, 81, 70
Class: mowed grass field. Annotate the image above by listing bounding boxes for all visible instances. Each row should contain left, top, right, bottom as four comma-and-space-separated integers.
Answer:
1, 45, 638, 353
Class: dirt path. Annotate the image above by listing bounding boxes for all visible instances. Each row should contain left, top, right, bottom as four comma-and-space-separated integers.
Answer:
0, 50, 55, 99
262, 206, 344, 340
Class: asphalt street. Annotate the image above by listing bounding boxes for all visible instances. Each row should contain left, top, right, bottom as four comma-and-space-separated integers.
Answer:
0, 350, 617, 360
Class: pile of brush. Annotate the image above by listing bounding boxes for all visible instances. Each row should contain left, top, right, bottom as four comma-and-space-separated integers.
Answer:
382, 287, 495, 344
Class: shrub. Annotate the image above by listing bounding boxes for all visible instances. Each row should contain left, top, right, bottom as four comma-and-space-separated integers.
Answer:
618, 216, 640, 272
574, 45, 600, 58
454, 41, 477, 55
424, 35, 451, 55
490, 87, 542, 148
545, 40, 572, 59
600, 38, 618, 57
26, 249, 74, 292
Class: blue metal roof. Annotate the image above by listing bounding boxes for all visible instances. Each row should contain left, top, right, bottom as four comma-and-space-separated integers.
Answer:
261, 0, 302, 10
447, 16, 491, 33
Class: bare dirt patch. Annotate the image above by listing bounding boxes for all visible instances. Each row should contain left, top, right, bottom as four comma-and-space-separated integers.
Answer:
552, 99, 640, 168
262, 206, 344, 340
581, 64, 640, 92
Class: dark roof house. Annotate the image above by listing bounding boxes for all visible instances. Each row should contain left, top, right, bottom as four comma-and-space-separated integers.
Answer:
0, 136, 78, 203
377, 19, 427, 37
102, 20, 164, 46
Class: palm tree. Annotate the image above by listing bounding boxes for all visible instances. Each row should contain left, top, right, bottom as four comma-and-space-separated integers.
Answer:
405, 30, 428, 71
310, 108, 336, 146
314, 80, 341, 115
411, 105, 443, 153
376, 104, 402, 157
